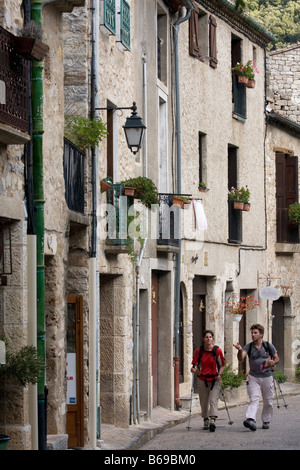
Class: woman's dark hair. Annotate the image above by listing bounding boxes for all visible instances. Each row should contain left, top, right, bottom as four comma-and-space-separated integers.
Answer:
202, 329, 214, 338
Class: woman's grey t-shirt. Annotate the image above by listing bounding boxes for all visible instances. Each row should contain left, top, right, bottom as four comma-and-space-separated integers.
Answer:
243, 342, 277, 378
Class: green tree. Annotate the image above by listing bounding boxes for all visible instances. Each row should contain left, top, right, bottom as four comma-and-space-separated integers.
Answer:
244, 0, 300, 49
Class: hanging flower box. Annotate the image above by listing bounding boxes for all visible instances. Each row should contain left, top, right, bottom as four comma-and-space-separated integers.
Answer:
15, 37, 49, 61
243, 203, 250, 211
247, 80, 255, 88
100, 178, 112, 193
124, 187, 137, 197
173, 195, 191, 209
237, 75, 248, 85
233, 201, 244, 210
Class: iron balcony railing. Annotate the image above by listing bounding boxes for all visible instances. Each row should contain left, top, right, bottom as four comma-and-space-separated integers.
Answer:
0, 26, 29, 133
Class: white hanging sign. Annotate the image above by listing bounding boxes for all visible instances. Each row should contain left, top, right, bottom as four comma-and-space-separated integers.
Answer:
259, 286, 281, 301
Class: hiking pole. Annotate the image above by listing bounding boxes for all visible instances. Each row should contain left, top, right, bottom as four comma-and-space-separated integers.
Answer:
273, 377, 280, 409
274, 376, 288, 409
186, 373, 195, 431
220, 386, 234, 425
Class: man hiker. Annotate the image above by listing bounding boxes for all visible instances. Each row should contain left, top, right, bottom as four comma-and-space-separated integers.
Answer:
233, 323, 279, 431
191, 330, 225, 432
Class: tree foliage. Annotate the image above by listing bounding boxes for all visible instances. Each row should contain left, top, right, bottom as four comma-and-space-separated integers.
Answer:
243, 0, 300, 49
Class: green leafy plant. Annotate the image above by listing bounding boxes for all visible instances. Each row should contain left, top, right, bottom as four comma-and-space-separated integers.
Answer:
228, 186, 250, 203
289, 202, 300, 224
0, 341, 45, 387
199, 181, 207, 190
221, 364, 247, 389
232, 60, 258, 80
228, 187, 242, 202
65, 116, 108, 151
273, 366, 287, 384
240, 185, 250, 204
120, 176, 158, 208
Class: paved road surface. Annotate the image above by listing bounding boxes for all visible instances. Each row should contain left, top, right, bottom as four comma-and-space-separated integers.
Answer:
137, 395, 300, 450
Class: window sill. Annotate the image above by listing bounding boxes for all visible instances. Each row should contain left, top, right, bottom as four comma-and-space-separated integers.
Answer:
275, 242, 300, 254
232, 113, 246, 123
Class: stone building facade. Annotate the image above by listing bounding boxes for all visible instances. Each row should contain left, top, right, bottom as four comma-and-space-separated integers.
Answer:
0, 0, 299, 451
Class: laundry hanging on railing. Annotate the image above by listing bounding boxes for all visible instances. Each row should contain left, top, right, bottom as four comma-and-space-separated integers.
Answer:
192, 199, 208, 231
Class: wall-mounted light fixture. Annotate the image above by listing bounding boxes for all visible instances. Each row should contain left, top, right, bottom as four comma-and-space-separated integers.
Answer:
96, 102, 146, 155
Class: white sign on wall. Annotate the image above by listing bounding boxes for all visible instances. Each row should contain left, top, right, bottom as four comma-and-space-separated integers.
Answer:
66, 353, 76, 404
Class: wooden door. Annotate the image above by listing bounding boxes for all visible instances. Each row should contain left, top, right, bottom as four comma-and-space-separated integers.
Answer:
66, 295, 84, 448
151, 272, 159, 408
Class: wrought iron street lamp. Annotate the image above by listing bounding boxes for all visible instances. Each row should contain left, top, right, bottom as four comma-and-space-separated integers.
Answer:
96, 101, 146, 155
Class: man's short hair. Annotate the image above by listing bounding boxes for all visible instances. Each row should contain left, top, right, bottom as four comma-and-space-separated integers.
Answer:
250, 324, 264, 335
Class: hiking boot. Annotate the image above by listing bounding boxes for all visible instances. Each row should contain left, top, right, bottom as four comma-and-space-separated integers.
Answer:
243, 418, 256, 431
209, 418, 216, 432
203, 418, 209, 430
262, 422, 270, 429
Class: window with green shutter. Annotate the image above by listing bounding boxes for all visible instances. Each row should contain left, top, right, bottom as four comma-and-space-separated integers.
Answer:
100, 0, 116, 36
116, 0, 130, 51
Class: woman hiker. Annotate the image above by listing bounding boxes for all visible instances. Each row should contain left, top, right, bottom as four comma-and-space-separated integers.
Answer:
191, 330, 225, 431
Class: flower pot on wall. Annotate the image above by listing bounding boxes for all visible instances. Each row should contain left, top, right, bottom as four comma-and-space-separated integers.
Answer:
233, 201, 244, 210
100, 178, 112, 193
247, 80, 255, 88
243, 203, 250, 211
124, 187, 136, 197
232, 314, 243, 323
15, 37, 49, 61
238, 75, 248, 85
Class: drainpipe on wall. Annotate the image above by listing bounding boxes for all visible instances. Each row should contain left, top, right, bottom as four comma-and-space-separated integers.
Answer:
173, 5, 192, 411
30, 0, 46, 450
89, 0, 100, 448
23, 0, 39, 451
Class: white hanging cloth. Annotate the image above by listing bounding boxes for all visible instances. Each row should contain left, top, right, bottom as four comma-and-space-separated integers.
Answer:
192, 199, 208, 231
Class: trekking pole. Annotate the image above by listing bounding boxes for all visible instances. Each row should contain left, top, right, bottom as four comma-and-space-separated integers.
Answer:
186, 373, 195, 431
273, 376, 280, 409
274, 376, 288, 409
220, 386, 234, 425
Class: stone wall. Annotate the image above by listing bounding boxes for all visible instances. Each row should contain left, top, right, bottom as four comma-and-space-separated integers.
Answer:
267, 43, 300, 124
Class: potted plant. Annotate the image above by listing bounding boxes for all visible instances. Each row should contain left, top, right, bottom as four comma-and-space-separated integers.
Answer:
228, 187, 244, 210
15, 20, 49, 61
232, 60, 258, 87
172, 195, 191, 209
198, 181, 208, 192
244, 60, 259, 88
65, 115, 108, 151
232, 62, 249, 84
240, 185, 250, 211
100, 177, 112, 193
120, 177, 158, 208
0, 337, 45, 450
289, 202, 300, 224
225, 294, 259, 322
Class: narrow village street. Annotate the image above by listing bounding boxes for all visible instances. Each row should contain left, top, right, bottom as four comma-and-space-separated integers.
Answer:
136, 394, 300, 451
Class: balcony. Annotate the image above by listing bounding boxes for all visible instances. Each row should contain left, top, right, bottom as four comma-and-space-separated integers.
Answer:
104, 183, 134, 254
0, 26, 30, 145
157, 194, 181, 252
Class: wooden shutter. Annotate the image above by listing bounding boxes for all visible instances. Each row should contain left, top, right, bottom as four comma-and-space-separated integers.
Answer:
276, 153, 298, 243
209, 15, 217, 68
189, 8, 200, 58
